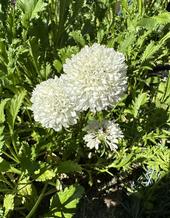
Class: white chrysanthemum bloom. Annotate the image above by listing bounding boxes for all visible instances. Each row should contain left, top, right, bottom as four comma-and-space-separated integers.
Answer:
83, 119, 123, 151
62, 43, 127, 112
31, 77, 78, 131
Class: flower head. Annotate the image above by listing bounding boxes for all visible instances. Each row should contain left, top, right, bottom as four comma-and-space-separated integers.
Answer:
83, 119, 123, 151
31, 77, 78, 131
62, 43, 127, 112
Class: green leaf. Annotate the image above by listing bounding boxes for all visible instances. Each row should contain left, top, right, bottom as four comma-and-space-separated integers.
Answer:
28, 37, 40, 75
7, 89, 27, 134
142, 146, 170, 181
0, 157, 10, 172
0, 99, 9, 152
162, 73, 170, 104
72, 0, 84, 18
18, 178, 34, 196
19, 143, 39, 175
119, 31, 136, 55
121, 0, 130, 15
0, 99, 9, 123
69, 31, 86, 46
132, 92, 148, 117
141, 41, 159, 62
137, 0, 144, 16
29, 0, 47, 20
35, 169, 56, 182
153, 75, 170, 106
138, 12, 170, 29
18, 0, 47, 27
0, 125, 5, 153
0, 157, 21, 174
125, 92, 148, 117
141, 32, 170, 62
58, 46, 79, 64
3, 194, 14, 217
107, 151, 134, 171
40, 63, 51, 80
153, 12, 170, 25
48, 185, 84, 218
58, 160, 82, 174
53, 60, 63, 73
17, 177, 37, 209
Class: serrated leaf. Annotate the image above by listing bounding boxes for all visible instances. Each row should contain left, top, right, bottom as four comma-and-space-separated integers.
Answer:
0, 99, 9, 123
18, 178, 33, 196
0, 99, 9, 152
40, 63, 51, 80
138, 12, 170, 29
156, 82, 166, 102
3, 194, 14, 216
119, 31, 136, 55
162, 73, 170, 104
126, 92, 148, 117
17, 177, 37, 209
18, 0, 47, 27
0, 125, 5, 153
49, 185, 84, 218
7, 89, 26, 134
29, 0, 47, 20
58, 161, 82, 174
53, 60, 62, 73
35, 169, 56, 182
141, 32, 170, 62
58, 46, 79, 64
107, 151, 133, 170
132, 92, 148, 117
153, 12, 170, 25
19, 143, 39, 175
69, 31, 85, 46
141, 41, 159, 62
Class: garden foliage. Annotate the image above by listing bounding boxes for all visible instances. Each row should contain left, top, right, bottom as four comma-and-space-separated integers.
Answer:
0, 0, 169, 217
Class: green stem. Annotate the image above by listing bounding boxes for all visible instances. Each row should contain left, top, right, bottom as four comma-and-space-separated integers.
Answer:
9, 167, 22, 175
6, 143, 20, 163
0, 174, 14, 189
44, 188, 57, 197
2, 151, 18, 163
0, 188, 12, 193
12, 136, 19, 158
26, 183, 48, 218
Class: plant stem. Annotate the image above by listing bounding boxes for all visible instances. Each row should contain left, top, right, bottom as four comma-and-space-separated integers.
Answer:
9, 167, 22, 175
12, 136, 19, 158
0, 174, 14, 188
6, 143, 20, 163
44, 188, 57, 197
2, 151, 18, 163
26, 183, 48, 218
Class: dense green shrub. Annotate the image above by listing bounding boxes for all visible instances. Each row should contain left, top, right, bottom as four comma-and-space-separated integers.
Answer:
0, 0, 169, 217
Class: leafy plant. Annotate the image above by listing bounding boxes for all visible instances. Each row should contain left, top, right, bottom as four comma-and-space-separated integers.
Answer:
0, 0, 169, 217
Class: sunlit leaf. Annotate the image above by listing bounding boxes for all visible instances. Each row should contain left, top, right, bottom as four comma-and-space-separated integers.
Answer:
58, 160, 82, 174
48, 185, 84, 218
7, 89, 26, 134
3, 194, 14, 216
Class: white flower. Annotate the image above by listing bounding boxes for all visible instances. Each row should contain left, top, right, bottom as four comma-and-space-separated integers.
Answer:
31, 77, 78, 131
62, 43, 127, 112
83, 119, 123, 151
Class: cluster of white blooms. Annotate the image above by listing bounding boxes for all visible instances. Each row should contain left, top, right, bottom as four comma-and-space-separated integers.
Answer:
31, 43, 127, 137
62, 43, 127, 112
83, 120, 123, 151
31, 77, 78, 132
